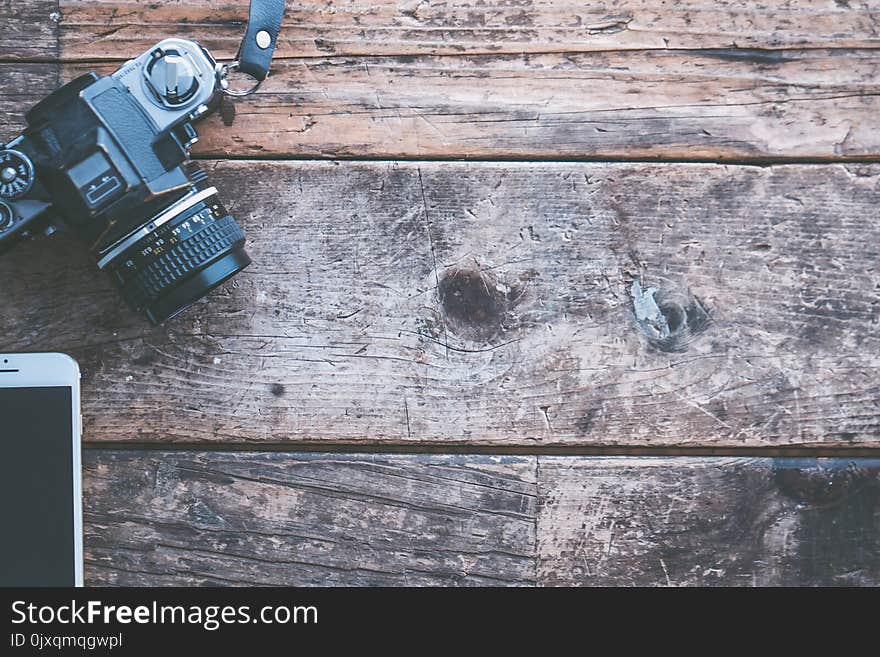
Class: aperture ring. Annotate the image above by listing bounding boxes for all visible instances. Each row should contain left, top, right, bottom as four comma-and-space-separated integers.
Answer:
120, 214, 245, 310
97, 186, 219, 270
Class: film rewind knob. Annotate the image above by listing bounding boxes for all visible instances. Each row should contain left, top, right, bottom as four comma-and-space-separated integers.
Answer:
144, 47, 200, 107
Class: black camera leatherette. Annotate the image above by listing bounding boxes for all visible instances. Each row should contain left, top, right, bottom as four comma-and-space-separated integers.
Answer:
90, 87, 166, 181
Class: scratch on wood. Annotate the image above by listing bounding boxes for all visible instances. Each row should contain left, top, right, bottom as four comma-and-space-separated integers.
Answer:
417, 167, 450, 357
404, 396, 412, 439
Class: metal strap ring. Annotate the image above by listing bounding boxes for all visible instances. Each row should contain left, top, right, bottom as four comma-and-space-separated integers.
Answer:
218, 61, 264, 97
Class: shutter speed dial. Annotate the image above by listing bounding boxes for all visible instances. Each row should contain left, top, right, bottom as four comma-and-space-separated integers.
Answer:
0, 149, 35, 199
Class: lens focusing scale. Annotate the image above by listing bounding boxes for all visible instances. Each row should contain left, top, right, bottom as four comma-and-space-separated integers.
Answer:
105, 185, 250, 324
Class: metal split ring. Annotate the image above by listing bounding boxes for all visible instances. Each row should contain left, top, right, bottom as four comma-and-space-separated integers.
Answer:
217, 61, 264, 98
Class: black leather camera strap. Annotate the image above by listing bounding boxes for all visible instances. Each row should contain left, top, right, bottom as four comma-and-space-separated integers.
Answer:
236, 0, 286, 82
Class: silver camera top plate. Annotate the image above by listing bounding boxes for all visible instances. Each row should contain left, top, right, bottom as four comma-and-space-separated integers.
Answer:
112, 38, 219, 132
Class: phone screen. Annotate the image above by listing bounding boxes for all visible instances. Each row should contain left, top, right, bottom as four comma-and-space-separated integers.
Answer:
0, 386, 76, 586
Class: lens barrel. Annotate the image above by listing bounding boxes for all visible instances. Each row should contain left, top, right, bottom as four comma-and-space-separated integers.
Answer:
101, 174, 250, 324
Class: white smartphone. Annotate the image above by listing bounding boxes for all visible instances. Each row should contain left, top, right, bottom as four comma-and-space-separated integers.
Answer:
0, 352, 82, 586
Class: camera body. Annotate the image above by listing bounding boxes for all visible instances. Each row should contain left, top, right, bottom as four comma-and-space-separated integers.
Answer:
0, 38, 250, 324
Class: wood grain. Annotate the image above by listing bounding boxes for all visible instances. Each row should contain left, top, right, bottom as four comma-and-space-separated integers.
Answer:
83, 453, 880, 586
538, 457, 880, 586
5, 0, 879, 159
0, 0, 58, 61
0, 65, 58, 137
55, 48, 880, 160
84, 451, 537, 586
4, 0, 877, 588
1, 161, 877, 448
56, 0, 880, 60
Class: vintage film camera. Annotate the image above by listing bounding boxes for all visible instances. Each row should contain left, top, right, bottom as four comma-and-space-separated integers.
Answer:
0, 1, 283, 324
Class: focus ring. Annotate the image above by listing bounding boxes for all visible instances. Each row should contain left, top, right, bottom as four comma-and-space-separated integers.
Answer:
121, 215, 245, 310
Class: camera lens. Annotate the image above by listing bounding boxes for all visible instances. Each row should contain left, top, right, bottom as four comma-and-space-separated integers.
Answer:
99, 178, 250, 324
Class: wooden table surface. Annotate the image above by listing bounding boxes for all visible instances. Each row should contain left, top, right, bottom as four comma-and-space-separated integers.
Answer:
1, 0, 879, 586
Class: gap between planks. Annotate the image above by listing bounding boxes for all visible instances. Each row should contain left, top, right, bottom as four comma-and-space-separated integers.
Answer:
80, 442, 880, 458
12, 45, 880, 66
186, 154, 880, 166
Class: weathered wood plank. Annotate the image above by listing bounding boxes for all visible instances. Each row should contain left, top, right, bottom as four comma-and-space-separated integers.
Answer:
83, 451, 537, 586
0, 64, 58, 137
57, 48, 880, 160
0, 0, 58, 60
56, 0, 880, 60
1, 161, 877, 448
537, 457, 880, 586
84, 453, 880, 586
4, 0, 876, 159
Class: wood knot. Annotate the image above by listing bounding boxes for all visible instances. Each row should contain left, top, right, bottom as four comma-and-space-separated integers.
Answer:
438, 267, 520, 342
630, 279, 710, 352
773, 460, 880, 507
